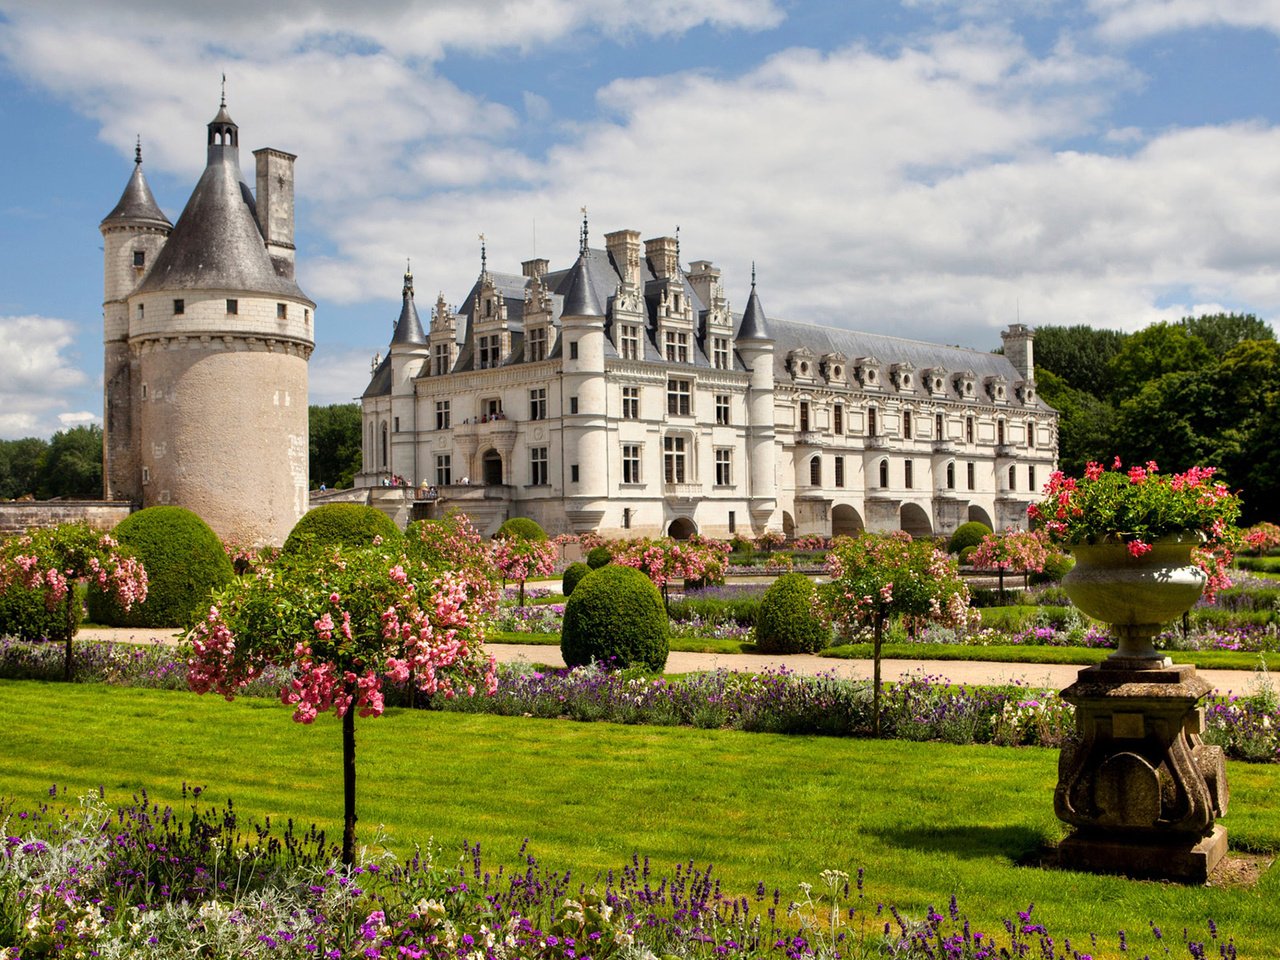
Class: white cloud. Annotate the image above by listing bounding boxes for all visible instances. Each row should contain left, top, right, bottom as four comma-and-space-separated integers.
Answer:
308, 345, 382, 407
0, 316, 93, 439
1089, 0, 1280, 41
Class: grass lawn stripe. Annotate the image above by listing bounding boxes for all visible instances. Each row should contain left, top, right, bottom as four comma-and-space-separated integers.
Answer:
3, 681, 1279, 954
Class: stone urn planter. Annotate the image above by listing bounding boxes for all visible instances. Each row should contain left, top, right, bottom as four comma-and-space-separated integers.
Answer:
1054, 534, 1229, 882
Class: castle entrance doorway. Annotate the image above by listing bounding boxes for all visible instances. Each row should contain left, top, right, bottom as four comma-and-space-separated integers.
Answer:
482, 449, 503, 485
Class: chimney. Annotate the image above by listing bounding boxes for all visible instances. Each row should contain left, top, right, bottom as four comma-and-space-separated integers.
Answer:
254, 148, 296, 279
1000, 324, 1035, 382
644, 235, 679, 280
605, 229, 641, 286
686, 260, 720, 308
522, 258, 549, 279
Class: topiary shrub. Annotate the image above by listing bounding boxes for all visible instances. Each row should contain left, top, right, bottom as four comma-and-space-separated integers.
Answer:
752, 572, 830, 654
88, 506, 233, 628
282, 503, 402, 556
561, 565, 668, 671
586, 545, 612, 569
948, 521, 992, 555
0, 582, 74, 640
959, 545, 978, 567
1030, 551, 1074, 584
561, 562, 591, 598
495, 517, 548, 542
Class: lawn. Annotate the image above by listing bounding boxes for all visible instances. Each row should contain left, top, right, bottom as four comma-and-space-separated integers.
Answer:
2, 681, 1278, 955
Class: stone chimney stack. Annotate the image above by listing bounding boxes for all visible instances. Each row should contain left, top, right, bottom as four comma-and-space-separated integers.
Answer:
605, 229, 642, 286
1000, 323, 1035, 381
686, 259, 721, 308
522, 257, 549, 279
644, 235, 679, 279
254, 148, 296, 279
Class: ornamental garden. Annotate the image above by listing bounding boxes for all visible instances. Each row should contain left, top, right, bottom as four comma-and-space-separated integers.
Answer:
1, 464, 1279, 957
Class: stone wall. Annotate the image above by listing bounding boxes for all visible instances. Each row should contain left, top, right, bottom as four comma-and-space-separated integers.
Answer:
0, 502, 133, 537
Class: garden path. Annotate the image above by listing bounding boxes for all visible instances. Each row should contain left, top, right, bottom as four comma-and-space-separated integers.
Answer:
80, 627, 1272, 696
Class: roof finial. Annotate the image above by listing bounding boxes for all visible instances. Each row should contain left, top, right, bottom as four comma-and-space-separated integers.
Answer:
579, 205, 588, 256
220, 73, 227, 108
403, 259, 414, 299
134, 135, 142, 165
751, 261, 757, 288
675, 225, 681, 268
478, 233, 488, 278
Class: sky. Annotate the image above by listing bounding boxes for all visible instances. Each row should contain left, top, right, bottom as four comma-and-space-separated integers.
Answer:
1, 0, 1278, 439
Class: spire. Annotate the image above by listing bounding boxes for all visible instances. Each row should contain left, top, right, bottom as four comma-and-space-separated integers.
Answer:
561, 223, 604, 319
478, 233, 489, 280
579, 206, 589, 256
737, 262, 771, 342
101, 138, 171, 229
391, 262, 427, 346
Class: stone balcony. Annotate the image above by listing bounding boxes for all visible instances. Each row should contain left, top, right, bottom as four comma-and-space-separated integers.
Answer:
664, 482, 701, 501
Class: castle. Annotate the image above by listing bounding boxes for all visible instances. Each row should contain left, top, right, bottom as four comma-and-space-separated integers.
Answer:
100, 97, 315, 545
358, 223, 1058, 540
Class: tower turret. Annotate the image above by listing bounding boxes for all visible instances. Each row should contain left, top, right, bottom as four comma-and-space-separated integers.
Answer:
736, 266, 777, 533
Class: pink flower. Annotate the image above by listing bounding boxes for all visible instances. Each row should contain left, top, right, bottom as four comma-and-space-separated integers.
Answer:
1126, 539, 1152, 558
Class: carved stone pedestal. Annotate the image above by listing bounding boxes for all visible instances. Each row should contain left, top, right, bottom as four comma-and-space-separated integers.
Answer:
1054, 662, 1228, 883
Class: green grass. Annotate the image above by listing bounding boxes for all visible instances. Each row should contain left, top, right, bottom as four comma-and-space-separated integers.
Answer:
2, 681, 1279, 954
821, 642, 1264, 670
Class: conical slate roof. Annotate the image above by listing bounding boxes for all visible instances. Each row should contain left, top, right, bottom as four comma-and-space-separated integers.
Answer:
136, 104, 308, 300
101, 147, 171, 229
390, 270, 427, 346
559, 254, 603, 318
736, 276, 770, 341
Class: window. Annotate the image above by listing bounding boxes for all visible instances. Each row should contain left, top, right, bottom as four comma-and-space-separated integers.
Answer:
527, 327, 547, 362
715, 394, 730, 425
136, 303, 144, 320
712, 336, 730, 370
529, 388, 547, 421
380, 422, 388, 468
619, 324, 640, 360
305, 309, 310, 324
436, 455, 452, 486
623, 507, 632, 530
623, 444, 642, 484
435, 401, 450, 430
664, 330, 689, 363
622, 386, 639, 420
484, 397, 502, 419
833, 404, 843, 435
277, 303, 287, 319
393, 416, 400, 432
667, 378, 691, 416
809, 455, 821, 486
715, 449, 732, 486
1028, 464, 1037, 492
569, 342, 579, 360
879, 459, 889, 488
799, 401, 810, 432
728, 511, 736, 534
967, 462, 975, 490
530, 447, 548, 486
478, 334, 500, 369
570, 465, 579, 483
433, 343, 451, 376
997, 420, 1007, 446
141, 383, 148, 400
947, 461, 955, 489
173, 299, 184, 315
226, 299, 238, 315
868, 407, 878, 437
663, 436, 687, 483
935, 412, 944, 440
905, 460, 914, 489
903, 412, 912, 440
966, 416, 974, 444
569, 396, 579, 415
1027, 419, 1035, 448
133, 250, 145, 267
141, 465, 150, 484
835, 456, 845, 488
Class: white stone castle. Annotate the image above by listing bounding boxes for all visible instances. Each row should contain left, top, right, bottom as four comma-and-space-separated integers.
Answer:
101, 97, 315, 545
358, 220, 1058, 540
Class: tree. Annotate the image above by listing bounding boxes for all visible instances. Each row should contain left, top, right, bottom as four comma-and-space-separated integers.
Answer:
309, 403, 362, 490
38, 425, 103, 499
491, 537, 558, 608
969, 530, 1050, 605
822, 533, 970, 736
1107, 323, 1212, 402
1031, 325, 1129, 395
1179, 312, 1274, 357
1034, 369, 1117, 476
0, 437, 48, 500
187, 541, 496, 867
0, 524, 147, 680
610, 537, 730, 609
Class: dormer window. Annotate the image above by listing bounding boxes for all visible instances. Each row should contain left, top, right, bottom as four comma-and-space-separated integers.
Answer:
986, 376, 1009, 402
133, 250, 145, 268
955, 371, 976, 398
619, 324, 640, 360
527, 327, 547, 362
800, 361, 809, 375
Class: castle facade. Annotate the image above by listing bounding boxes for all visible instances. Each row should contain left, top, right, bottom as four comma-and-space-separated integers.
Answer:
359, 225, 1057, 540
101, 99, 315, 545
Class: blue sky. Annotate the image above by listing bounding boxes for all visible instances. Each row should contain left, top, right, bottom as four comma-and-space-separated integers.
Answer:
1, 0, 1278, 438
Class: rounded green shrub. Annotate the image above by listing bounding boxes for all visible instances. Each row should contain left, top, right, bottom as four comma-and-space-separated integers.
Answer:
88, 506, 233, 627
0, 582, 76, 640
752, 572, 830, 654
561, 562, 591, 597
586, 545, 612, 569
948, 521, 992, 555
1031, 551, 1075, 584
495, 517, 547, 542
561, 565, 668, 671
282, 503, 402, 555
959, 545, 978, 566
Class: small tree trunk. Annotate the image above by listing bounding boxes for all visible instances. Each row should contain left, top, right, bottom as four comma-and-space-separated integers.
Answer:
519, 579, 526, 608
872, 614, 884, 738
342, 706, 357, 868
998, 568, 1006, 607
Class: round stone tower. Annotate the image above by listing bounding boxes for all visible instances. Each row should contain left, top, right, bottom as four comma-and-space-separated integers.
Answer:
103, 96, 316, 545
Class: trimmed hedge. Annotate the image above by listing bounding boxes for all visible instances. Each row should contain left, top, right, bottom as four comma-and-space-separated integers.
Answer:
586, 546, 612, 570
282, 503, 402, 555
752, 573, 830, 654
88, 506, 233, 628
561, 562, 591, 598
0, 582, 74, 640
667, 595, 760, 627
948, 521, 992, 555
561, 565, 668, 671
496, 517, 548, 542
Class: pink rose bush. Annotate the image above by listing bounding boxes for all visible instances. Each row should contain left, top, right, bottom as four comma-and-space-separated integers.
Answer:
610, 536, 731, 606
188, 533, 497, 865
491, 537, 558, 607
0, 523, 147, 680
969, 529, 1053, 603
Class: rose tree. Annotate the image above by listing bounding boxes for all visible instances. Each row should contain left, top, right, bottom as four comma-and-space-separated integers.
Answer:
822, 533, 970, 735
0, 523, 147, 680
187, 543, 497, 866
969, 529, 1051, 605
491, 537, 558, 607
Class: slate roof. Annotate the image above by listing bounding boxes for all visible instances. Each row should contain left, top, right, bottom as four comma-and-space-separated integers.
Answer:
389, 276, 427, 346
101, 152, 171, 230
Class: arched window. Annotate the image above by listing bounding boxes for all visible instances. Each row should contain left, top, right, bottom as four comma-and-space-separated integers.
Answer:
809, 455, 821, 487
965, 416, 974, 443
380, 421, 389, 469
1008, 464, 1016, 490
946, 461, 955, 489
997, 419, 1006, 446
868, 407, 878, 437
879, 459, 889, 488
